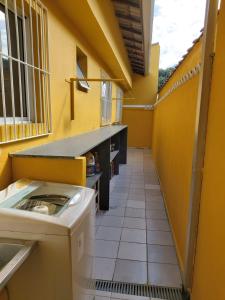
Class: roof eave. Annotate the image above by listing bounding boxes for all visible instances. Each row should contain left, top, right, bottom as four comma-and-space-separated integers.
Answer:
142, 0, 155, 75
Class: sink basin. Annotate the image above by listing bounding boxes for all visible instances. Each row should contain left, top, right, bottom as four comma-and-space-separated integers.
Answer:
0, 244, 24, 270
0, 239, 36, 290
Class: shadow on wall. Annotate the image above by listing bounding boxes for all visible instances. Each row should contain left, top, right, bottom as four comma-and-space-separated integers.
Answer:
152, 37, 202, 271
122, 108, 154, 148
122, 44, 160, 148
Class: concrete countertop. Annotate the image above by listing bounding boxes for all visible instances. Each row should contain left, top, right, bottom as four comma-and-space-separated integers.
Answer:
10, 125, 127, 159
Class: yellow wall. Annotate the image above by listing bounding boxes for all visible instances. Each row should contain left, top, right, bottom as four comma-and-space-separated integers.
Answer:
152, 40, 202, 271
123, 109, 154, 148
0, 0, 131, 190
55, 0, 132, 89
122, 44, 159, 148
12, 157, 86, 186
191, 4, 225, 300
0, 289, 7, 300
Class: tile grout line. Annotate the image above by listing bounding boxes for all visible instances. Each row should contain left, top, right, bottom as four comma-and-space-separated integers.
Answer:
143, 152, 152, 300
144, 154, 151, 289
111, 183, 127, 282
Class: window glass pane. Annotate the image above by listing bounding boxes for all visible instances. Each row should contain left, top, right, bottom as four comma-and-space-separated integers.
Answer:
101, 80, 112, 125
108, 83, 112, 122
0, 57, 11, 117
12, 60, 27, 117
0, 4, 27, 119
9, 10, 24, 61
116, 88, 123, 122
101, 82, 107, 97
0, 58, 27, 118
0, 9, 8, 56
77, 63, 90, 90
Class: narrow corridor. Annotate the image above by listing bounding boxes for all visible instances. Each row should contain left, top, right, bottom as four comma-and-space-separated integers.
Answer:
93, 149, 182, 299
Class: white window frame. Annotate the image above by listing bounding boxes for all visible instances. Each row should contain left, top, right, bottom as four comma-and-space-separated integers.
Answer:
0, 0, 51, 143
0, 1, 30, 124
100, 74, 112, 126
115, 87, 123, 123
76, 63, 90, 91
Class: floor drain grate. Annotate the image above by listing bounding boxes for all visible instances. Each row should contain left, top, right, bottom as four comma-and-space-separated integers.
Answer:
95, 280, 183, 300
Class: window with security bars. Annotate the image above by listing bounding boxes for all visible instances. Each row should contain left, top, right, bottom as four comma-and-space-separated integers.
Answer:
115, 87, 123, 123
0, 0, 51, 144
100, 78, 112, 126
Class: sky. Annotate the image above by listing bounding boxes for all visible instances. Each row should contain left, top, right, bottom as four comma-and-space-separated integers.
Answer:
152, 0, 207, 69
0, 11, 8, 56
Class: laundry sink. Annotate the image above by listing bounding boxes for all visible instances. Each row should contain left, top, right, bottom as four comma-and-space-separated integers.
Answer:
0, 239, 36, 290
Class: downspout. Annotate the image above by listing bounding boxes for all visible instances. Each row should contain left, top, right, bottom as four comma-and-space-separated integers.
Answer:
183, 0, 218, 294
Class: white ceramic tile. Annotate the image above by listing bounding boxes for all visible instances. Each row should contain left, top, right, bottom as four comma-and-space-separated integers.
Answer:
128, 194, 146, 201
130, 177, 144, 181
145, 195, 164, 202
123, 217, 146, 230
121, 228, 146, 243
145, 184, 160, 190
147, 245, 178, 264
83, 294, 95, 300
145, 190, 162, 197
125, 207, 146, 219
148, 263, 182, 288
110, 192, 128, 200
111, 293, 149, 299
145, 209, 167, 220
112, 182, 130, 188
110, 199, 127, 208
103, 207, 125, 217
93, 257, 115, 280
118, 242, 147, 261
146, 201, 165, 210
127, 200, 145, 209
113, 259, 147, 284
146, 219, 170, 231
95, 240, 119, 259
96, 226, 122, 241
95, 290, 112, 297
101, 216, 124, 228
96, 214, 104, 225
95, 296, 110, 300
113, 179, 130, 185
144, 178, 159, 185
128, 188, 145, 196
147, 231, 174, 246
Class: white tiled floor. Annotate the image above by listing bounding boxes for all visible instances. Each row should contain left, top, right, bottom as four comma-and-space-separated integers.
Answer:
94, 148, 182, 300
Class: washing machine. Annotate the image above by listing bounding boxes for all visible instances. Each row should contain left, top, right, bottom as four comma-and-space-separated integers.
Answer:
0, 179, 96, 300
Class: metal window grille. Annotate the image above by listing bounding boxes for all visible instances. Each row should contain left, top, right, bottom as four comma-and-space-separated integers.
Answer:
115, 87, 123, 123
100, 79, 112, 126
0, 0, 51, 144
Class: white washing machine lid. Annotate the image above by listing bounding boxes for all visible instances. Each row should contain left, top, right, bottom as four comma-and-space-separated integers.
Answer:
0, 179, 95, 235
